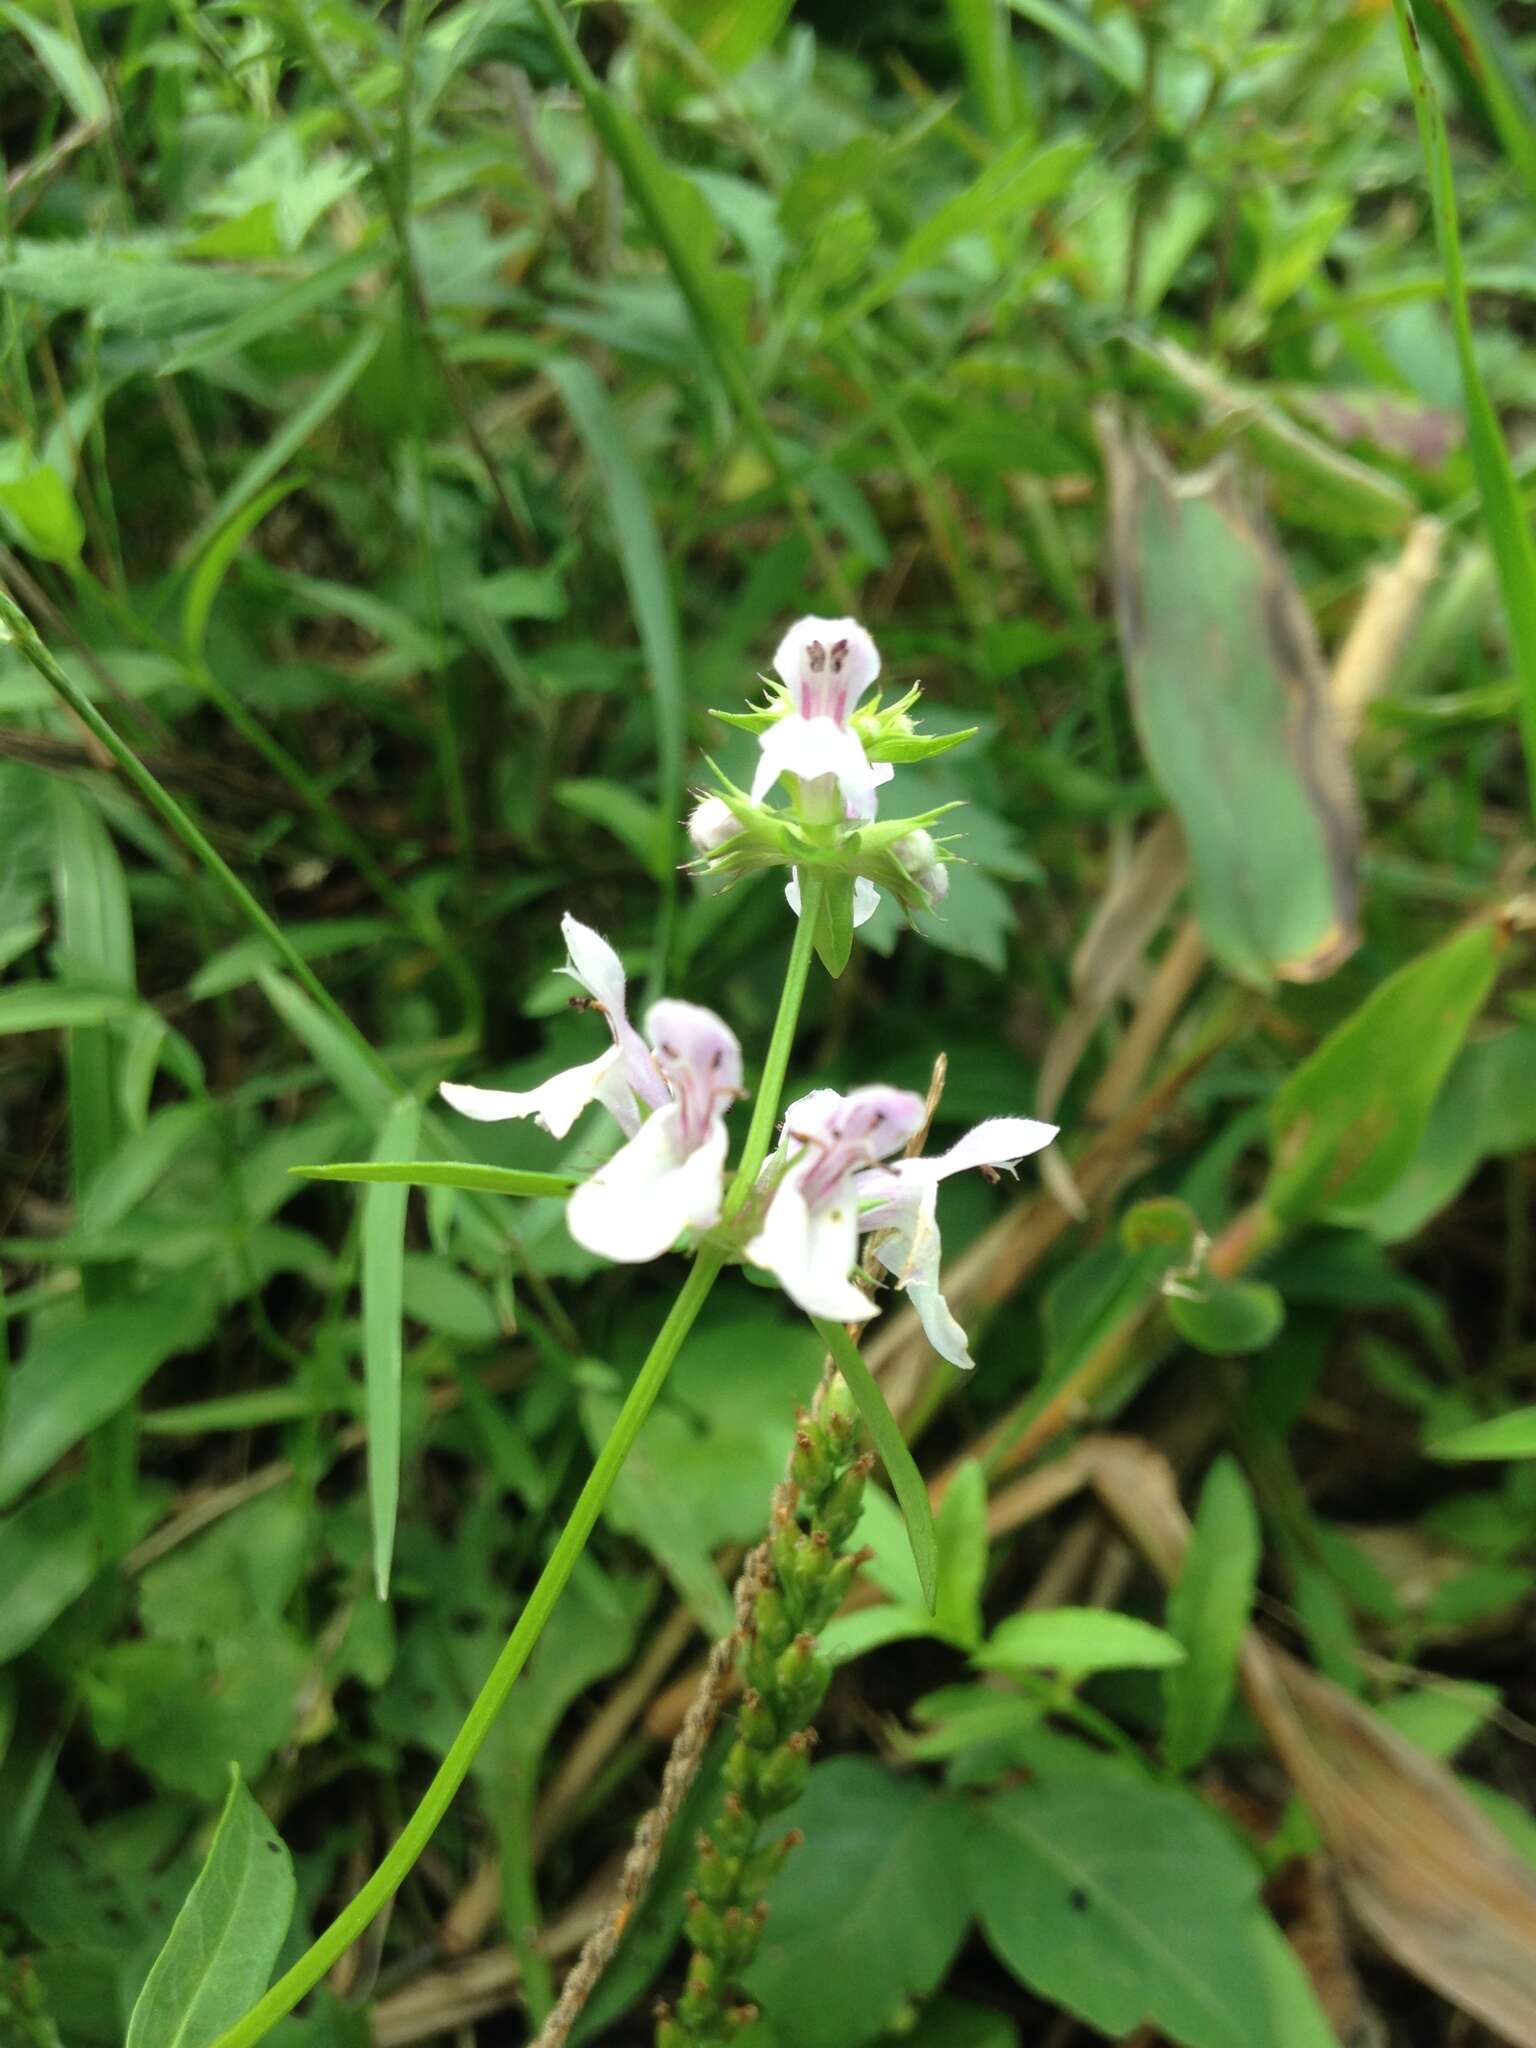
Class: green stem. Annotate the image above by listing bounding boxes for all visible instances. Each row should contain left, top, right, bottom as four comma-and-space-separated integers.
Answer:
722, 869, 821, 1219
214, 1245, 724, 2048
211, 892, 823, 2047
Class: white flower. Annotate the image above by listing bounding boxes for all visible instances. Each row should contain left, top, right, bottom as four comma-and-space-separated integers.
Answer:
857, 1117, 1057, 1369
439, 913, 667, 1139
751, 617, 892, 823
567, 1000, 742, 1263
746, 1084, 927, 1322
686, 795, 739, 856
893, 828, 950, 908
784, 871, 881, 928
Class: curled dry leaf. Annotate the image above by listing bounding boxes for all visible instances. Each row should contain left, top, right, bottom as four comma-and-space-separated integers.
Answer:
1099, 409, 1362, 989
1092, 1437, 1536, 2048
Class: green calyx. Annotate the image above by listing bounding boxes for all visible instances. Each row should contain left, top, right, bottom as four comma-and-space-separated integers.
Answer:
708, 682, 976, 767
692, 762, 962, 917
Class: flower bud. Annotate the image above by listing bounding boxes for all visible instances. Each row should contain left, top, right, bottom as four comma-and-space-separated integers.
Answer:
893, 828, 950, 908
687, 794, 740, 855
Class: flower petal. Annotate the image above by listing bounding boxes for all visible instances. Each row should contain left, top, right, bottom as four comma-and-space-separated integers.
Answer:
566, 1107, 727, 1264
558, 913, 627, 1014
751, 714, 884, 817
772, 616, 881, 722
746, 1179, 873, 1323
440, 1047, 623, 1141
863, 1190, 974, 1369
922, 1117, 1060, 1181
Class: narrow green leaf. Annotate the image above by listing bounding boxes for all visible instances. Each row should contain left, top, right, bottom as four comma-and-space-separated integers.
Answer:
0, 3, 109, 124
1430, 1405, 1536, 1463
160, 246, 382, 375
364, 1097, 420, 1601
980, 1606, 1187, 1675
176, 325, 380, 571
1164, 1457, 1262, 1772
1267, 920, 1504, 1224
255, 967, 395, 1121
811, 876, 856, 979
835, 136, 1088, 330
0, 981, 137, 1031
1395, 0, 1536, 818
294, 1159, 579, 1198
181, 478, 303, 664
814, 1317, 937, 1614
947, 0, 1019, 139
545, 359, 683, 949
126, 1768, 295, 2048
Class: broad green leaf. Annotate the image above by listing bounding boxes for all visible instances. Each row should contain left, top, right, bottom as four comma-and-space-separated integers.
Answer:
0, 1279, 216, 1507
0, 238, 266, 335
586, 1307, 825, 1635
0, 463, 84, 563
0, 1480, 100, 1662
971, 1778, 1338, 2048
1164, 1457, 1261, 1772
1430, 1406, 1536, 1462
364, 1097, 420, 1600
125, 1769, 294, 2048
980, 1607, 1186, 1675
554, 777, 670, 880
1359, 1025, 1536, 1242
1395, 1, 1536, 817
815, 1318, 937, 1614
747, 1760, 972, 2048
1102, 419, 1359, 987
1266, 921, 1504, 1224
1166, 1276, 1285, 1356
295, 1159, 578, 1198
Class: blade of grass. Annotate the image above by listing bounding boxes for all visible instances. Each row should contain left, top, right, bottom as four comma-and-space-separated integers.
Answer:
297, 1160, 579, 1197
174, 325, 381, 569
545, 357, 683, 996
49, 782, 137, 1547
525, 0, 851, 608
1394, 0, 1536, 819
812, 1316, 938, 1613
364, 1096, 420, 1600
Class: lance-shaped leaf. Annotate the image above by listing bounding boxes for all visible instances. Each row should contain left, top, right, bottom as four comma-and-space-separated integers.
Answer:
125, 1768, 294, 2048
1101, 415, 1361, 988
1266, 919, 1505, 1226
